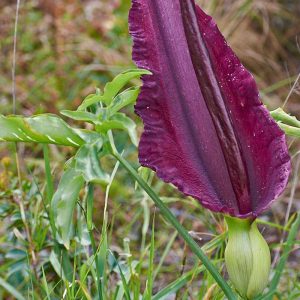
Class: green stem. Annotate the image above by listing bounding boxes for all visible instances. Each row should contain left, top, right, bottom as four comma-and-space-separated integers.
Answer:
112, 150, 236, 300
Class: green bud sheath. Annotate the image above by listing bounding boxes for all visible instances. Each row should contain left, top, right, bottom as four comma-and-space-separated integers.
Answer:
225, 216, 271, 299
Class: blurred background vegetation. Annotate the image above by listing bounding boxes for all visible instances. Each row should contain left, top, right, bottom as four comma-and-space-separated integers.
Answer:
0, 0, 299, 299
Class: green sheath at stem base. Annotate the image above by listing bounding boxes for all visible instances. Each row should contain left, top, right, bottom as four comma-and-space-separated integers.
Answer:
225, 216, 271, 300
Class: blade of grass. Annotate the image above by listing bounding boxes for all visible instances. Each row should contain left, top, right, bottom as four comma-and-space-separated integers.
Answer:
43, 145, 73, 283
271, 155, 300, 272
12, 0, 20, 113
153, 230, 178, 280
86, 159, 120, 299
73, 245, 105, 300
26, 252, 34, 300
262, 212, 300, 300
201, 232, 226, 253
43, 145, 54, 203
98, 214, 108, 299
152, 264, 207, 300
261, 75, 298, 95
41, 277, 63, 300
41, 266, 51, 300
49, 250, 72, 282
141, 197, 150, 253
256, 219, 289, 231
86, 183, 94, 231
143, 213, 155, 300
86, 184, 103, 300
282, 72, 300, 108
123, 238, 134, 284
108, 250, 132, 300
134, 194, 151, 299
100, 159, 120, 298
0, 277, 26, 300
109, 141, 236, 299
43, 145, 56, 236
71, 242, 78, 298
76, 280, 92, 300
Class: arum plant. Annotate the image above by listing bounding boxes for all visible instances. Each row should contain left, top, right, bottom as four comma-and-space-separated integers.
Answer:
0, 69, 150, 249
0, 2, 299, 300
128, 0, 296, 299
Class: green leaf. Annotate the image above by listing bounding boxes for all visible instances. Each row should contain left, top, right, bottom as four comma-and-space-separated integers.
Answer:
0, 114, 84, 147
270, 108, 300, 128
61, 110, 100, 123
276, 123, 300, 138
96, 113, 138, 146
74, 129, 103, 144
102, 69, 150, 105
78, 69, 150, 110
108, 87, 140, 116
74, 140, 109, 185
77, 94, 103, 111
270, 108, 300, 138
51, 168, 85, 248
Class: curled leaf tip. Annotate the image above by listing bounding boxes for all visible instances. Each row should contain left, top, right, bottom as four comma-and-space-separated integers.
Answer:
129, 0, 291, 218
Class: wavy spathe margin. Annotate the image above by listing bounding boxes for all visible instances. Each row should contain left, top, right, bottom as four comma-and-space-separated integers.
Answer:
129, 0, 290, 218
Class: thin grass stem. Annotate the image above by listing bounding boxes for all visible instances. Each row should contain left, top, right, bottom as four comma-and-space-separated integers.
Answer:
12, 0, 20, 114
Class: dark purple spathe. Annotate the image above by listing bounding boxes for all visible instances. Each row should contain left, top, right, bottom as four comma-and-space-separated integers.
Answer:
129, 0, 291, 218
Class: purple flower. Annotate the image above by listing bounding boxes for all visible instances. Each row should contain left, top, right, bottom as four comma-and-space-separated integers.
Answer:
129, 0, 290, 218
